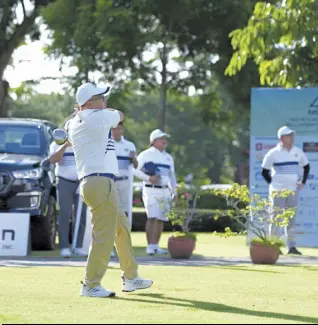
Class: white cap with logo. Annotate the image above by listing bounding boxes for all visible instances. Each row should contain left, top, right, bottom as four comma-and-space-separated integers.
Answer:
76, 82, 111, 106
277, 126, 295, 139
150, 129, 171, 143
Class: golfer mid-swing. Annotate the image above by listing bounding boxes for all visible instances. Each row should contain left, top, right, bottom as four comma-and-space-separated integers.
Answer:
68, 82, 153, 298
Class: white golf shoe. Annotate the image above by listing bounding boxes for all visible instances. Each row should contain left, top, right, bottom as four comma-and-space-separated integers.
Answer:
146, 247, 156, 255
155, 247, 168, 255
80, 283, 116, 298
73, 248, 88, 257
60, 248, 71, 258
122, 276, 153, 293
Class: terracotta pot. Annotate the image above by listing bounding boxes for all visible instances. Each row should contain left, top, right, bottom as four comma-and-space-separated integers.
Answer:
168, 235, 196, 259
250, 242, 280, 265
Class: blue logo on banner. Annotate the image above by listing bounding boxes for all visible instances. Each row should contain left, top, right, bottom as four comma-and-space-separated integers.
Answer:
309, 97, 318, 116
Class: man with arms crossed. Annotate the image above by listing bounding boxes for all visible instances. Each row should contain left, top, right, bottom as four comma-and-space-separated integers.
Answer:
135, 129, 177, 255
262, 126, 310, 255
68, 82, 153, 297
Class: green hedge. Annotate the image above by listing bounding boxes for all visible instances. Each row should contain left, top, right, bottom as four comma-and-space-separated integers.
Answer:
133, 189, 228, 210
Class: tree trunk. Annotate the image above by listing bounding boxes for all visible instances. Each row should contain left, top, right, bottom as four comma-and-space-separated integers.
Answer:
158, 43, 168, 131
0, 79, 9, 117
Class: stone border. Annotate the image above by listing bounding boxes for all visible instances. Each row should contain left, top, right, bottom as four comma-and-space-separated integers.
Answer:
1, 255, 318, 268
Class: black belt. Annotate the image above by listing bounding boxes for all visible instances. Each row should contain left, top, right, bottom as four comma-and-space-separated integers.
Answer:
145, 184, 168, 189
116, 176, 128, 181
57, 176, 79, 183
80, 173, 116, 182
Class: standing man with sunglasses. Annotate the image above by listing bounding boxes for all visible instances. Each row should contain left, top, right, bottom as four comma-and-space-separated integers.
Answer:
68, 82, 153, 298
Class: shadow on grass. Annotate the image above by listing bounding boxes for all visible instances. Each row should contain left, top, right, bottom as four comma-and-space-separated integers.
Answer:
213, 266, 282, 274
120, 293, 318, 324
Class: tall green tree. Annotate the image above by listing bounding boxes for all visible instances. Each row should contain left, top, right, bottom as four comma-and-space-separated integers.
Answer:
0, 0, 54, 116
225, 0, 318, 87
42, 0, 224, 130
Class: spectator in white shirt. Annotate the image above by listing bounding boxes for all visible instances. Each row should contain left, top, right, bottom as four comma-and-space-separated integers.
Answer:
112, 121, 138, 214
262, 126, 310, 255
49, 120, 87, 258
135, 129, 177, 255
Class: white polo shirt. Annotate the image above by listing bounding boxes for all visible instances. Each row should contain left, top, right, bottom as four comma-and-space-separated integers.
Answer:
50, 142, 78, 181
134, 146, 177, 193
68, 109, 120, 180
114, 137, 136, 177
262, 144, 309, 192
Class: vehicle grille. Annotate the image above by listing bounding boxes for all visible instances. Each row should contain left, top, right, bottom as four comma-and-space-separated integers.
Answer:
0, 172, 11, 193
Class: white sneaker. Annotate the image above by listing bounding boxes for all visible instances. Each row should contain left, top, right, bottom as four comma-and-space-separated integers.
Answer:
122, 276, 153, 293
60, 248, 71, 258
155, 247, 168, 255
146, 247, 156, 256
80, 283, 116, 298
73, 248, 88, 257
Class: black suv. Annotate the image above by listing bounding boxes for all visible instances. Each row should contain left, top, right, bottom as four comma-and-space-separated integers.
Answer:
0, 118, 57, 250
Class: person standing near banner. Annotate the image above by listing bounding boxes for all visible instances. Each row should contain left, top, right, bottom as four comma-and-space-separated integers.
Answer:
68, 82, 153, 298
261, 126, 310, 255
134, 129, 177, 256
49, 120, 87, 258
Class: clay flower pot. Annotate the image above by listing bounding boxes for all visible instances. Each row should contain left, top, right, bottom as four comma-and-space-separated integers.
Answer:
250, 242, 280, 265
168, 234, 196, 259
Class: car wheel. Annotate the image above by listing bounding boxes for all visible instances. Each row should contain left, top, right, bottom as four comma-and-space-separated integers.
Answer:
31, 195, 57, 251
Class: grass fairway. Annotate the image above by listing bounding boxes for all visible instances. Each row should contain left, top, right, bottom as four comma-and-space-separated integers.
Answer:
1, 234, 318, 324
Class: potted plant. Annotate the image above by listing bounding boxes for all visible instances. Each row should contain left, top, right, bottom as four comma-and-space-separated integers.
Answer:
162, 183, 199, 259
212, 184, 295, 265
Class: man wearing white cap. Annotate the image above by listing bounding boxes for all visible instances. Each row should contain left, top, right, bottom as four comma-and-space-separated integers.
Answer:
134, 129, 177, 255
68, 82, 153, 298
261, 126, 310, 255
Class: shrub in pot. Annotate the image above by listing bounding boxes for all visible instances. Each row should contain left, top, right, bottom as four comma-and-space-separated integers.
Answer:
162, 183, 200, 259
212, 184, 295, 265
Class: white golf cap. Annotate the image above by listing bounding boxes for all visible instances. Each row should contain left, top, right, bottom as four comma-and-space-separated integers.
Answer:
150, 129, 171, 143
277, 126, 295, 138
76, 82, 111, 106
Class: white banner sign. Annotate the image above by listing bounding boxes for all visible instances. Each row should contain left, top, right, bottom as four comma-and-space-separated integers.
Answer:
0, 213, 30, 256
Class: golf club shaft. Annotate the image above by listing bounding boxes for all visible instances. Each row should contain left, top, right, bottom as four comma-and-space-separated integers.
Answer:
58, 111, 77, 129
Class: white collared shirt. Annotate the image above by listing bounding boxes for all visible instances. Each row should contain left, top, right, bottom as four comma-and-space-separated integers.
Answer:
50, 142, 78, 181
114, 137, 136, 177
262, 144, 309, 191
134, 146, 177, 193
68, 109, 120, 180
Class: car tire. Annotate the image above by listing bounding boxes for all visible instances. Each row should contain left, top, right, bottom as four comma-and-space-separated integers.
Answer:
31, 195, 57, 251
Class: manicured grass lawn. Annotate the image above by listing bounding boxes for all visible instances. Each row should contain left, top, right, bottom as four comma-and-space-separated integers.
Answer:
31, 232, 318, 259
1, 233, 318, 324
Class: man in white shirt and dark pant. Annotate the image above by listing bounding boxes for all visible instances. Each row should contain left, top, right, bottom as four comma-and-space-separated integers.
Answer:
262, 126, 310, 255
68, 82, 152, 298
49, 125, 87, 258
135, 129, 177, 255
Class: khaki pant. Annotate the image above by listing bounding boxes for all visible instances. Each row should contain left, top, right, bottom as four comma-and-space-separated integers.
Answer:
80, 176, 138, 288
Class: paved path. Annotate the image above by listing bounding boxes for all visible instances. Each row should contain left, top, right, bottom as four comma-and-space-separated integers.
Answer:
1, 254, 318, 268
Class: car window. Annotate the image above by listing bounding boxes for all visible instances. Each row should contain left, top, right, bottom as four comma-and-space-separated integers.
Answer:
0, 125, 43, 155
